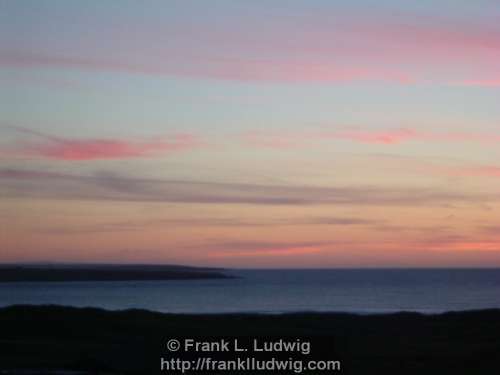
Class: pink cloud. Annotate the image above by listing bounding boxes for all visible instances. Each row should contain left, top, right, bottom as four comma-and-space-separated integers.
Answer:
242, 128, 500, 148
449, 166, 500, 178
2, 13, 500, 85
212, 246, 323, 257
426, 240, 500, 252
5, 129, 199, 161
204, 240, 327, 257
30, 137, 189, 160
329, 129, 419, 144
334, 130, 500, 145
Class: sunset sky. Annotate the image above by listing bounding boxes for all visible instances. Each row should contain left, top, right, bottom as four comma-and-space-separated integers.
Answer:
1, 0, 500, 267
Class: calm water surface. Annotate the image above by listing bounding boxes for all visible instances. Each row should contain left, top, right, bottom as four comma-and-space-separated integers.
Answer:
1, 269, 499, 313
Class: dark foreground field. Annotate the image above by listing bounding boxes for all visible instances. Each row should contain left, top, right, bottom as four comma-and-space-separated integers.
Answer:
0, 305, 499, 374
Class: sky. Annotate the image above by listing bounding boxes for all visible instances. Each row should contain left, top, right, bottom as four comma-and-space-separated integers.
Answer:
1, 0, 500, 267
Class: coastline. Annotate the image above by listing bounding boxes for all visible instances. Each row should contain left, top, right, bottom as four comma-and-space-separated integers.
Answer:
0, 265, 233, 282
1, 305, 499, 374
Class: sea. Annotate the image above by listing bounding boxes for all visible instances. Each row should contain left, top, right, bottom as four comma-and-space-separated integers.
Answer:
1, 269, 500, 314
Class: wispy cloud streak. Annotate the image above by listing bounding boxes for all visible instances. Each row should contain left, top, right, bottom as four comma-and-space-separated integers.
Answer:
243, 128, 500, 148
2, 12, 500, 85
36, 216, 379, 235
0, 168, 495, 207
0, 51, 414, 84
3, 128, 199, 160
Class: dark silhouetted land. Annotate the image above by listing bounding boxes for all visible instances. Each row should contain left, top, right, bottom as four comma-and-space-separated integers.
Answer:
0, 264, 233, 282
0, 305, 499, 374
